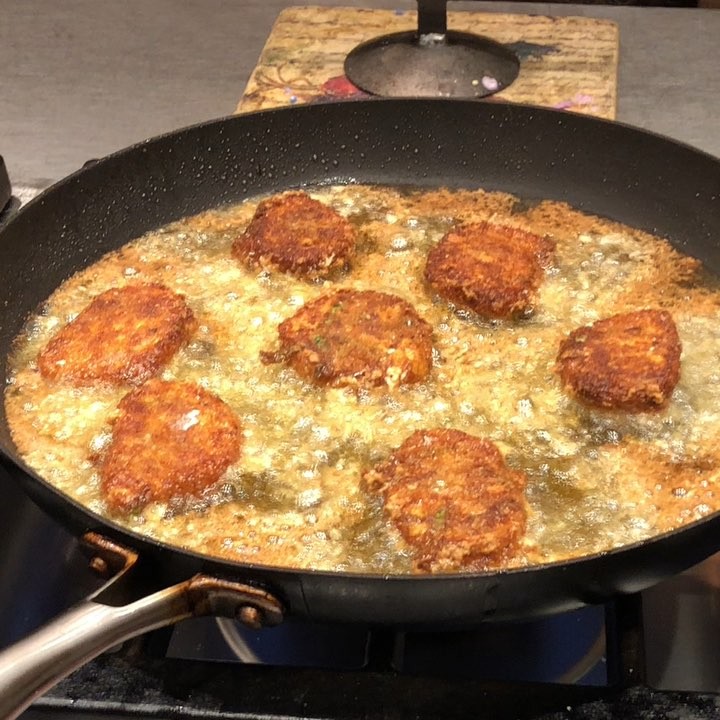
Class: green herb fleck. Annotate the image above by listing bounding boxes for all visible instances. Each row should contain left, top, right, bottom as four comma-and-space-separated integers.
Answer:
433, 507, 447, 528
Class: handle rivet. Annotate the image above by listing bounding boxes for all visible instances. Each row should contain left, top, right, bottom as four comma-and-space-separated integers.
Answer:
237, 606, 262, 629
89, 557, 109, 576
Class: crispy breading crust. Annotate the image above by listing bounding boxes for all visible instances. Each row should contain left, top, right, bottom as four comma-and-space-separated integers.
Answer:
232, 192, 356, 278
37, 283, 196, 386
424, 222, 555, 319
363, 429, 528, 572
556, 309, 682, 412
99, 379, 241, 514
263, 289, 434, 390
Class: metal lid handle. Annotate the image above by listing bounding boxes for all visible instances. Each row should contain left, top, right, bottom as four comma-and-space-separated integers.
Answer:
417, 0, 447, 36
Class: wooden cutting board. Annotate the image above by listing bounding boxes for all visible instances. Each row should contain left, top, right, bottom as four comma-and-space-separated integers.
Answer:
236, 6, 618, 119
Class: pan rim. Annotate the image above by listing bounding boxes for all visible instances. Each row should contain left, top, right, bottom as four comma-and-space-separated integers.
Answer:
9, 96, 720, 226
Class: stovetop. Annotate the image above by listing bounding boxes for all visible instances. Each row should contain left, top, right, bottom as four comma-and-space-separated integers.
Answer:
23, 655, 720, 720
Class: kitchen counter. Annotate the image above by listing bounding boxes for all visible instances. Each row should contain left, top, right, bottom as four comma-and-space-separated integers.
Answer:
1, 0, 719, 188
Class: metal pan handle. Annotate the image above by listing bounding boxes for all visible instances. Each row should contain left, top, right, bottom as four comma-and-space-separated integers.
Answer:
417, 0, 447, 37
0, 535, 283, 719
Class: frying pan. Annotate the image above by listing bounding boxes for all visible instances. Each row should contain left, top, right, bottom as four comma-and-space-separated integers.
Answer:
0, 98, 720, 717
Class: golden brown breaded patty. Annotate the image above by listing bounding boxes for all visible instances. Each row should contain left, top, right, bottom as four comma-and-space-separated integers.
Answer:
99, 379, 241, 514
263, 289, 433, 389
232, 192, 356, 278
363, 429, 528, 572
424, 222, 555, 319
37, 283, 196, 386
556, 309, 682, 412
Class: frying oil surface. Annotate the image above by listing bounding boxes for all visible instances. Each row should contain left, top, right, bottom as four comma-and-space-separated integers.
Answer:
6, 185, 720, 573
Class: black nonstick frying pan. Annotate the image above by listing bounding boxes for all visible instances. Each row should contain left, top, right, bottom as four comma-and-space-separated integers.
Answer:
0, 99, 719, 717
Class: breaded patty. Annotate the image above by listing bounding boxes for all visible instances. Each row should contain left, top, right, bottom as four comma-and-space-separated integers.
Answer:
363, 429, 528, 572
37, 283, 196, 386
263, 289, 433, 389
232, 192, 356, 278
99, 379, 241, 514
556, 309, 682, 412
424, 222, 555, 319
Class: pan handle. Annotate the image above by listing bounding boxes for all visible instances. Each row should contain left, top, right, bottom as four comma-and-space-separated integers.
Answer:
0, 537, 283, 720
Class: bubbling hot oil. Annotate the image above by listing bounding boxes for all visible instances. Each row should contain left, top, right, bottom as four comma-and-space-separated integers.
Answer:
5, 185, 720, 573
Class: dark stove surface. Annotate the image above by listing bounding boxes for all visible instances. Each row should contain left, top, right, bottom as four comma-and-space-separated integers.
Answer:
22, 653, 720, 720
